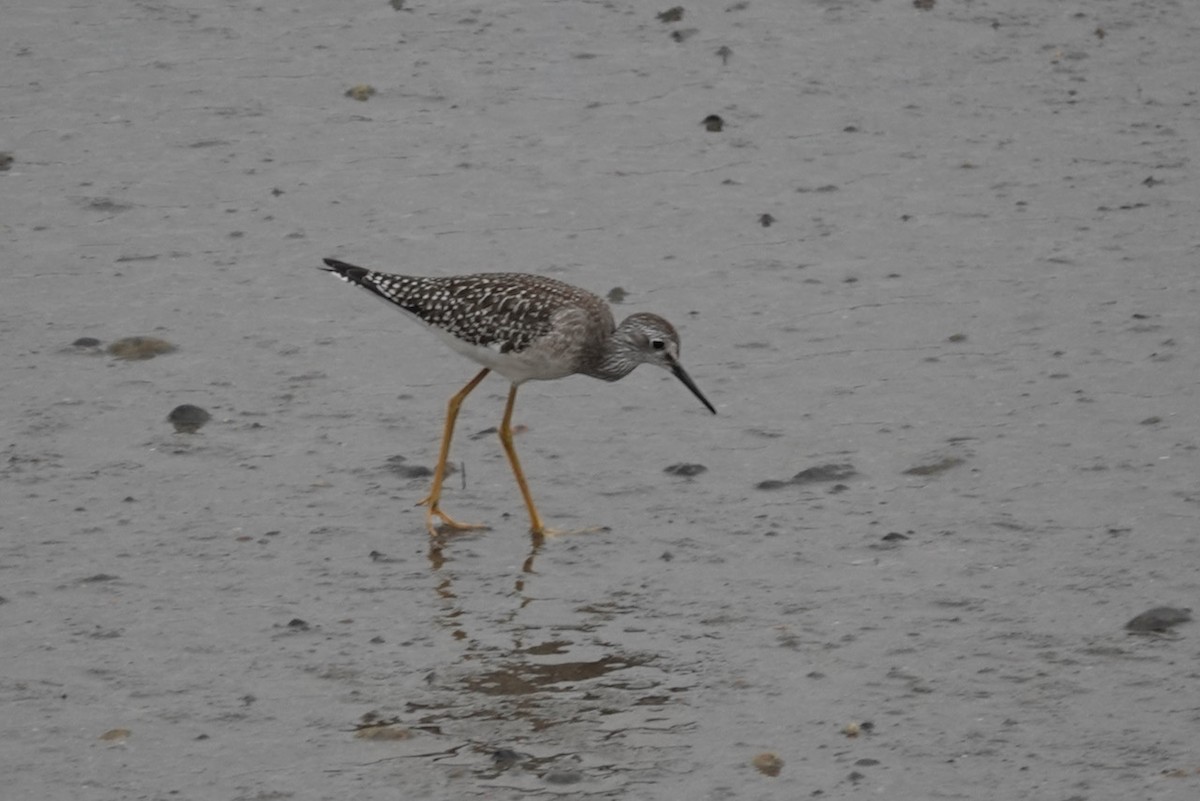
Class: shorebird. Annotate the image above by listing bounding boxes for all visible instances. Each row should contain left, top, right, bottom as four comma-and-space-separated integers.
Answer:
321, 257, 715, 536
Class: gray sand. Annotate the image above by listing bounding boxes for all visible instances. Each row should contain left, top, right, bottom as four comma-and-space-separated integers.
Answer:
3, 1, 1199, 799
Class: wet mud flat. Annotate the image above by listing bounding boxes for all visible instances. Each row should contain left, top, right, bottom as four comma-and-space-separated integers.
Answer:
3, 1, 1200, 799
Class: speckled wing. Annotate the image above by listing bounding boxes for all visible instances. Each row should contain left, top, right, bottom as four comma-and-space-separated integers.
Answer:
321, 258, 597, 355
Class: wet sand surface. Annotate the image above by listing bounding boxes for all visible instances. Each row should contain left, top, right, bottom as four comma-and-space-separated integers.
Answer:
3, 1, 1199, 798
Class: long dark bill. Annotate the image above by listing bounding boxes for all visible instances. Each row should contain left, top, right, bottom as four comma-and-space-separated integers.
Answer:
670, 360, 717, 415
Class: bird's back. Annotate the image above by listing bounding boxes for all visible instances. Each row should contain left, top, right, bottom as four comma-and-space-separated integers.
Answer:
323, 259, 617, 382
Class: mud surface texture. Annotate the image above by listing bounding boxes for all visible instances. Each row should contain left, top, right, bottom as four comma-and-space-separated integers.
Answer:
3, 2, 1199, 799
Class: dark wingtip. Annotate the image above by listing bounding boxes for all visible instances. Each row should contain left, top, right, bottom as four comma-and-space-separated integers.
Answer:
321, 257, 370, 284
321, 257, 353, 272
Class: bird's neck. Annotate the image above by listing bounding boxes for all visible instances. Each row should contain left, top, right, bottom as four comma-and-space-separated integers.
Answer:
584, 333, 640, 382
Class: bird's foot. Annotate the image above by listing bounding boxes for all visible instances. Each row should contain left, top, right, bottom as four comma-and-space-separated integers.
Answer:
420, 499, 489, 537
531, 524, 610, 539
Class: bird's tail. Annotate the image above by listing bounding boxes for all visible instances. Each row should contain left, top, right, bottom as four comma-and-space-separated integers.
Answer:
321, 257, 371, 284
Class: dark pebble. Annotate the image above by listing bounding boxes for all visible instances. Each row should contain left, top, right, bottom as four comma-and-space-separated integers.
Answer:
107, 335, 176, 360
870, 531, 911, 551
391, 463, 432, 479
792, 463, 857, 484
902, 456, 963, 476
491, 749, 524, 767
544, 770, 583, 785
664, 462, 707, 477
168, 404, 211, 433
758, 464, 858, 490
384, 455, 434, 478
1125, 606, 1192, 633
72, 337, 103, 348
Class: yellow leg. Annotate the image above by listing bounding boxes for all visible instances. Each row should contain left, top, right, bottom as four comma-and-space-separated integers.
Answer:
417, 368, 491, 536
498, 384, 547, 536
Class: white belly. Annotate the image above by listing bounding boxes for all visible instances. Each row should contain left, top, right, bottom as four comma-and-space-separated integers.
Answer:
431, 326, 576, 384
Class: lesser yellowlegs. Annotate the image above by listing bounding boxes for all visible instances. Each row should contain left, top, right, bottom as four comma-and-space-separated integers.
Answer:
321, 257, 716, 536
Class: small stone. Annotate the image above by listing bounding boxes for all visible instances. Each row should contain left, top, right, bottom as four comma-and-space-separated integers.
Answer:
385, 456, 433, 479
902, 457, 963, 476
167, 404, 211, 433
107, 336, 176, 360
702, 114, 724, 132
345, 84, 376, 101
664, 463, 707, 477
491, 748, 525, 767
354, 723, 413, 740
792, 463, 857, 484
79, 573, 119, 583
544, 770, 583, 785
1125, 606, 1192, 633
752, 752, 784, 777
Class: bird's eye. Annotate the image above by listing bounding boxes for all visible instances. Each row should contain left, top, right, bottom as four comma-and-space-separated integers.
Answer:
650, 339, 666, 350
